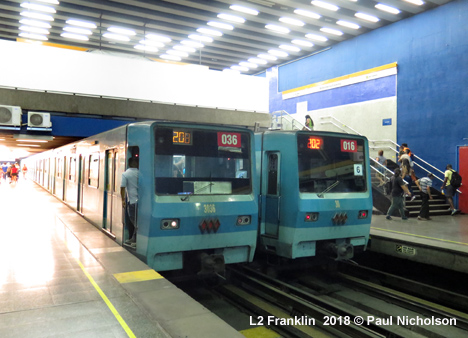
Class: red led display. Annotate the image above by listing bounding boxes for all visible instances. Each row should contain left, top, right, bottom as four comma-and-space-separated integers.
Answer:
307, 137, 323, 150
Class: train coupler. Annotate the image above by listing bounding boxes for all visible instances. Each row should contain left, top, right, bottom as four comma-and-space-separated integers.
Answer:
198, 253, 225, 276
325, 242, 354, 261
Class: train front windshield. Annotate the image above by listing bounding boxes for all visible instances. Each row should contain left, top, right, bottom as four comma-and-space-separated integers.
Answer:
297, 134, 367, 194
154, 126, 252, 195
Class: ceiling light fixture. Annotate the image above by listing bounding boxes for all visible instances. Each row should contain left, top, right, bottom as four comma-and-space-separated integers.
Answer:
320, 27, 343, 36
103, 33, 131, 42
19, 26, 49, 35
268, 49, 289, 57
19, 19, 51, 28
173, 45, 196, 53
146, 33, 171, 43
336, 20, 360, 29
279, 17, 305, 26
63, 26, 93, 35
36, 0, 59, 4
305, 33, 328, 42
217, 13, 246, 24
279, 44, 301, 52
19, 32, 48, 40
139, 39, 164, 47
66, 19, 97, 29
258, 53, 277, 61
17, 144, 40, 147
61, 32, 89, 41
292, 39, 314, 47
248, 57, 268, 65
108, 27, 136, 36
134, 44, 158, 52
197, 28, 223, 36
311, 1, 339, 11
231, 65, 249, 72
403, 0, 424, 5
160, 54, 181, 61
181, 40, 204, 48
20, 2, 56, 14
294, 9, 321, 19
239, 62, 258, 69
229, 5, 259, 16
223, 69, 240, 74
355, 13, 380, 22
16, 139, 49, 143
188, 34, 213, 43
167, 49, 189, 57
20, 11, 54, 21
375, 4, 401, 14
265, 24, 290, 34
207, 21, 234, 30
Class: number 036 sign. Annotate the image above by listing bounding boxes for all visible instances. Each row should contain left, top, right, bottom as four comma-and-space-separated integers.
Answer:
218, 132, 241, 148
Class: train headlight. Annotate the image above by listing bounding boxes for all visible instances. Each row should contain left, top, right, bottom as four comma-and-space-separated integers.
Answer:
305, 212, 319, 222
161, 219, 179, 230
237, 215, 251, 225
358, 210, 368, 219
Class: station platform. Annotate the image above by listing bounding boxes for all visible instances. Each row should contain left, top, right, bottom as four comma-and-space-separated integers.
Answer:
370, 214, 468, 274
0, 179, 244, 338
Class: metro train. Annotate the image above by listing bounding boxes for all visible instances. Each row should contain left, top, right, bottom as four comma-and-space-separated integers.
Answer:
25, 121, 372, 272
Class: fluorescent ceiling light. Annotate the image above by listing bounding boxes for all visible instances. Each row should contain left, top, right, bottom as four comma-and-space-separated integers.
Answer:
19, 26, 49, 35
355, 13, 380, 23
36, 0, 59, 4
173, 45, 196, 53
207, 21, 234, 30
63, 26, 92, 35
139, 39, 164, 47
336, 20, 360, 29
239, 62, 258, 69
403, 0, 424, 5
197, 28, 223, 36
167, 49, 189, 57
146, 33, 171, 42
292, 39, 314, 47
279, 17, 305, 26
231, 65, 249, 72
223, 69, 240, 75
188, 34, 213, 43
305, 33, 328, 42
320, 27, 343, 36
181, 40, 204, 48
134, 44, 158, 52
229, 5, 258, 15
248, 57, 268, 65
265, 24, 290, 34
294, 9, 321, 20
20, 11, 54, 21
103, 33, 130, 42
268, 49, 289, 57
279, 44, 301, 52
258, 53, 277, 61
61, 32, 89, 41
108, 27, 136, 36
19, 32, 48, 41
311, 1, 339, 11
375, 4, 400, 14
16, 139, 48, 143
160, 54, 181, 61
19, 19, 51, 28
17, 144, 40, 147
20, 2, 56, 14
217, 13, 246, 23
66, 19, 97, 29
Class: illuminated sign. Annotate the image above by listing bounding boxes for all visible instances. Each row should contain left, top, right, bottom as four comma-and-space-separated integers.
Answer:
218, 132, 241, 148
307, 137, 323, 150
173, 130, 192, 145
341, 139, 357, 152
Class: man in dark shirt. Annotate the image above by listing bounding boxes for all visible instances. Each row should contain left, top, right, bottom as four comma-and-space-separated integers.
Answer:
386, 168, 411, 220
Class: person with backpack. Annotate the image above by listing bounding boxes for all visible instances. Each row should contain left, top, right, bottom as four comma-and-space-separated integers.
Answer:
441, 164, 462, 215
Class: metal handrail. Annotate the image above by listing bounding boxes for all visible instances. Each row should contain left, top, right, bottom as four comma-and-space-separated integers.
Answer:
271, 110, 310, 131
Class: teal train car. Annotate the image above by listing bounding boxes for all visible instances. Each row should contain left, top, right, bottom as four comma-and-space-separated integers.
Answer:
256, 130, 372, 260
26, 121, 258, 273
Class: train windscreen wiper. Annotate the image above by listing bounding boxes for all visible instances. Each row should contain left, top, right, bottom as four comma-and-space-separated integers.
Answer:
317, 180, 340, 198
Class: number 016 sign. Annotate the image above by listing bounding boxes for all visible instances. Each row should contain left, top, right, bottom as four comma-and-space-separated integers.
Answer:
341, 139, 357, 153
218, 132, 241, 148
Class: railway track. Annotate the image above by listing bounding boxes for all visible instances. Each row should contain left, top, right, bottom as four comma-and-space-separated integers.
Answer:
215, 264, 468, 338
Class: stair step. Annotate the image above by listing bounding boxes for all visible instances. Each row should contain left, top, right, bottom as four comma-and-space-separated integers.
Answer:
409, 209, 452, 216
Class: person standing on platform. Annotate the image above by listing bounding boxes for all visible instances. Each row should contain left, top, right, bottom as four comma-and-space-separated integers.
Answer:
441, 164, 459, 215
386, 168, 411, 220
120, 157, 139, 247
1, 163, 8, 182
303, 115, 314, 130
22, 164, 28, 180
375, 150, 388, 186
416, 173, 434, 221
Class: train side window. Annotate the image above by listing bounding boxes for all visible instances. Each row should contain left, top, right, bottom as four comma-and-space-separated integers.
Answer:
69, 157, 76, 182
88, 153, 100, 188
56, 158, 62, 178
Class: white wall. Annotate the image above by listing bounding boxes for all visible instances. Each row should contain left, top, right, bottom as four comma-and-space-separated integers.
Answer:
0, 40, 268, 113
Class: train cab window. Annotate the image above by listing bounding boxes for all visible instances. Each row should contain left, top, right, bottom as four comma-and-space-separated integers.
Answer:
297, 134, 367, 193
154, 126, 252, 195
88, 153, 100, 188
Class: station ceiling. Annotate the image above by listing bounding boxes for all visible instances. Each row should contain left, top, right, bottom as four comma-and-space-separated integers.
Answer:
1, 0, 451, 75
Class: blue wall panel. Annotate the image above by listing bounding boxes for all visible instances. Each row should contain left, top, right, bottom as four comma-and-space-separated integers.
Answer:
50, 116, 131, 137
270, 0, 468, 175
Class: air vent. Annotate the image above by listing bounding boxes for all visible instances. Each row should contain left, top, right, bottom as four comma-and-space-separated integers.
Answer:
0, 105, 22, 126
28, 112, 52, 128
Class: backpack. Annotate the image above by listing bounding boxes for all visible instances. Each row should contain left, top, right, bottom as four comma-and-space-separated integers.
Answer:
450, 170, 462, 189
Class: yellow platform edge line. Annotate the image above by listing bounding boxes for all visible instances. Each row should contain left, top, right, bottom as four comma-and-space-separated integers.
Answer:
240, 326, 282, 338
114, 269, 164, 284
371, 227, 468, 246
282, 62, 397, 95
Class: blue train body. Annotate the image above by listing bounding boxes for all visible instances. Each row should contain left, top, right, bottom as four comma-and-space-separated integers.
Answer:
256, 130, 372, 260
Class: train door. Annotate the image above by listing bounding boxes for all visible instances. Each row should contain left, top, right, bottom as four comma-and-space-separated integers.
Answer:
44, 158, 49, 190
458, 146, 468, 213
265, 152, 281, 237
77, 155, 85, 213
62, 156, 67, 200
103, 149, 117, 236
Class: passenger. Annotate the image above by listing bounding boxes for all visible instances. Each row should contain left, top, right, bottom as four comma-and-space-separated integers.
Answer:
1, 163, 7, 182
399, 149, 416, 201
22, 164, 28, 179
302, 114, 314, 131
375, 150, 387, 186
10, 163, 18, 184
416, 173, 434, 221
441, 164, 459, 215
386, 168, 411, 220
120, 157, 139, 247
